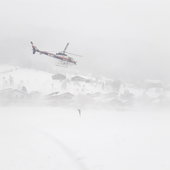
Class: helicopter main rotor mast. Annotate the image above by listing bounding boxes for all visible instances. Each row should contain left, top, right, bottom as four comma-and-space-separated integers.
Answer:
63, 43, 69, 54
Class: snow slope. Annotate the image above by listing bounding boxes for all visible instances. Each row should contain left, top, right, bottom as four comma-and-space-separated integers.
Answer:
0, 107, 170, 170
0, 64, 170, 109
0, 65, 170, 170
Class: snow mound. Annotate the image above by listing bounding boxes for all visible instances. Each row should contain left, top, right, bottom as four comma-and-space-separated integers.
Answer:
0, 64, 170, 109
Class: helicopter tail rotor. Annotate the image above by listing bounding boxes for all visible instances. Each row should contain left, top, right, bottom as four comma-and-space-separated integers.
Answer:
30, 41, 39, 54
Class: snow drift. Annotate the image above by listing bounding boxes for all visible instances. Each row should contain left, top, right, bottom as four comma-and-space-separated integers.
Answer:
0, 64, 170, 110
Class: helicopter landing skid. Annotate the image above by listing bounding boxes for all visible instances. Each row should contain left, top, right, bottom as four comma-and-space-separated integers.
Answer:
56, 61, 69, 68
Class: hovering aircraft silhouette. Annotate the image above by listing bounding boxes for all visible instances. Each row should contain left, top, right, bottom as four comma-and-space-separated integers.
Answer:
30, 42, 78, 66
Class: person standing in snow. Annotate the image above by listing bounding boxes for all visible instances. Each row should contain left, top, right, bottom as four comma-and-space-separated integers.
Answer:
78, 109, 81, 117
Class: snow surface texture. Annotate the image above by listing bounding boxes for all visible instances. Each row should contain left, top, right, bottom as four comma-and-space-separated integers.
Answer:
0, 107, 170, 170
0, 64, 170, 109
0, 65, 170, 170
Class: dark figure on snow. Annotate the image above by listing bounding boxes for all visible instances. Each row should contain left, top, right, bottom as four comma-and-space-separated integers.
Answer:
78, 109, 81, 117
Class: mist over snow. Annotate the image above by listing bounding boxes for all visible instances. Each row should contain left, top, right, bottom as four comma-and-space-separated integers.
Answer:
0, 64, 170, 110
1, 0, 170, 170
0, 105, 170, 170
0, 0, 170, 81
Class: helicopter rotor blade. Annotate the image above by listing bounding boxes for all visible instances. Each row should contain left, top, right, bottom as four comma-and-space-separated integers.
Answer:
65, 52, 83, 57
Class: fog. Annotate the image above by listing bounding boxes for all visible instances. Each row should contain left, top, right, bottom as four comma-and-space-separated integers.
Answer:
0, 0, 170, 81
1, 2, 170, 169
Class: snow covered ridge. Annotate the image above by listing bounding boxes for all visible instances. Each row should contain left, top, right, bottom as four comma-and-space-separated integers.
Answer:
0, 64, 170, 108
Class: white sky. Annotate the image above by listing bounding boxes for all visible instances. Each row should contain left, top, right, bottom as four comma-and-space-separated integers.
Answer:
0, 0, 170, 81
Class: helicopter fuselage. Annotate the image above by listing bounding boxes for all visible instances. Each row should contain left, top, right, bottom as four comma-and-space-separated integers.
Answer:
30, 42, 77, 65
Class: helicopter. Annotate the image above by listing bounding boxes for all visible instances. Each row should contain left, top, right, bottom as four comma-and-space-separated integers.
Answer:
30, 41, 78, 66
